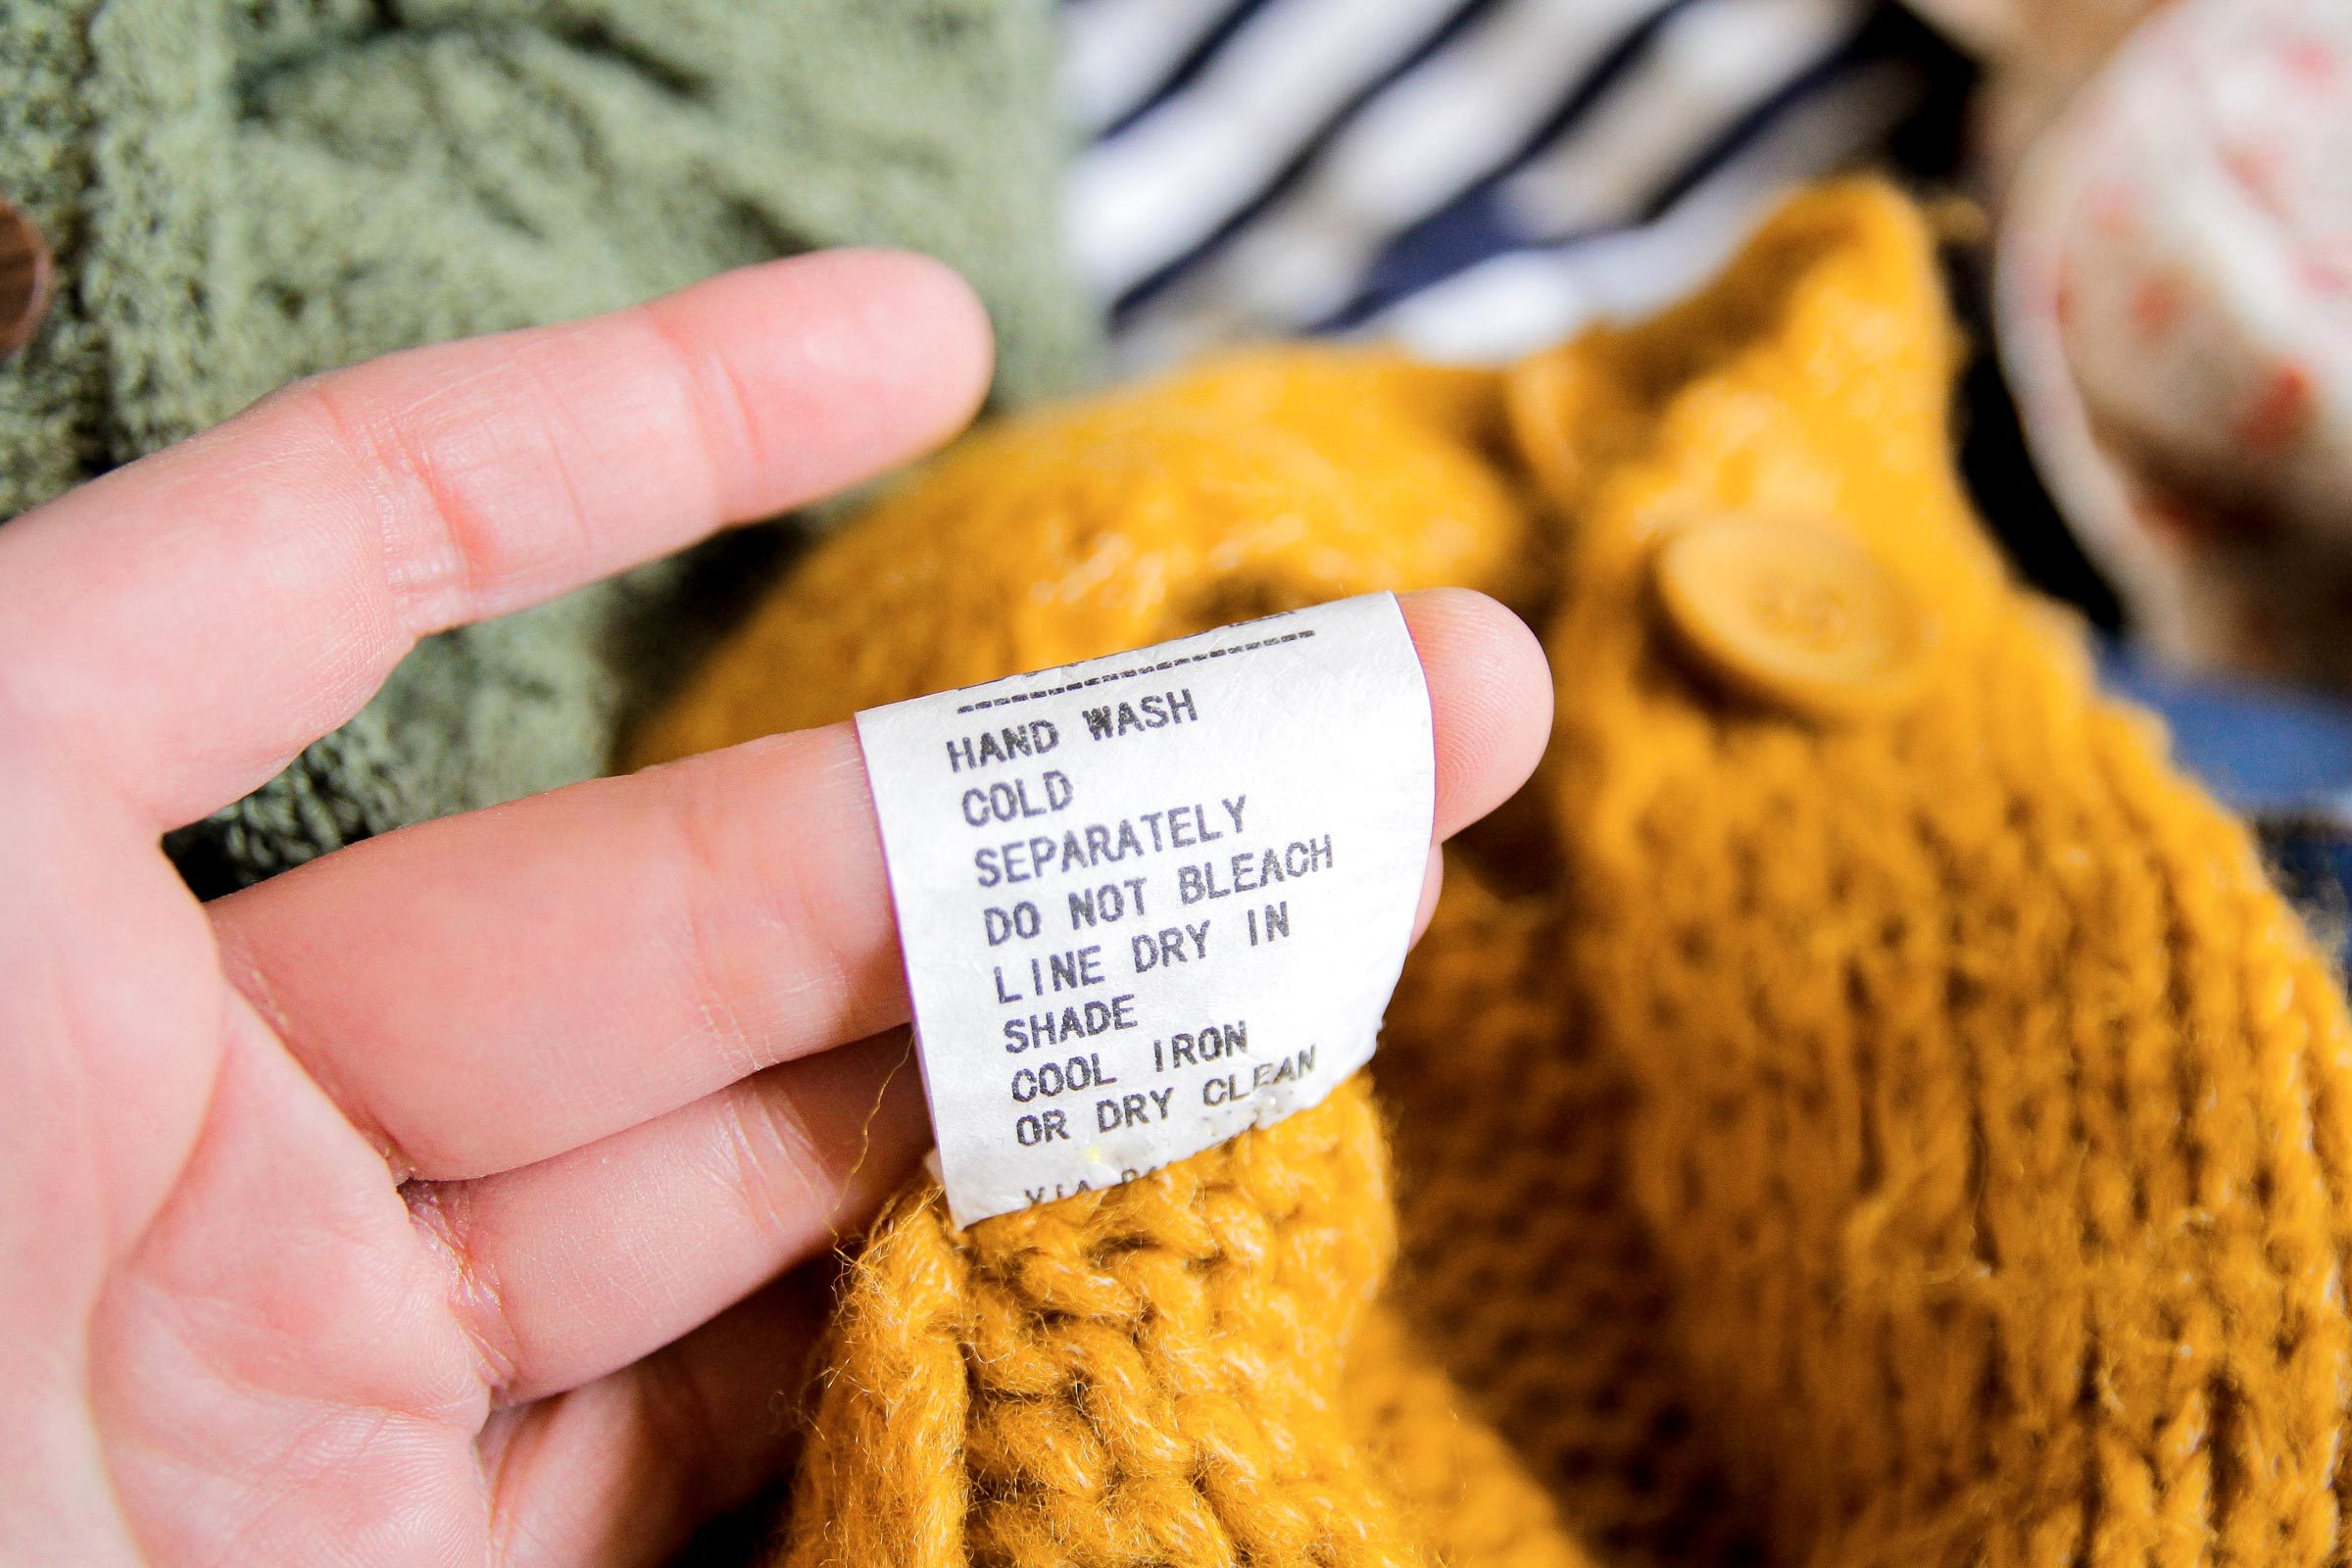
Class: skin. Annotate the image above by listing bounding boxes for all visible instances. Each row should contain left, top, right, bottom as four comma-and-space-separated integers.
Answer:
0, 250, 1554, 1567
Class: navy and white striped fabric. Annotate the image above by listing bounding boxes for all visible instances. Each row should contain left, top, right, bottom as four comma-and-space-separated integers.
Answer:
1060, 0, 1936, 369
1054, 0, 2352, 968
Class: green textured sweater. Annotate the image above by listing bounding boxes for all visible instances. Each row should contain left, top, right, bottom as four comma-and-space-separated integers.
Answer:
1, 0, 1101, 892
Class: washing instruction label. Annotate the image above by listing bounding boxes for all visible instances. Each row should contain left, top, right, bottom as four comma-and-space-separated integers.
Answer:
856, 593, 1436, 1229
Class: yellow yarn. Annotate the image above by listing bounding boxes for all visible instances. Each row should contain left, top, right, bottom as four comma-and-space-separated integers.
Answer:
628, 354, 1542, 761
635, 182, 2352, 1568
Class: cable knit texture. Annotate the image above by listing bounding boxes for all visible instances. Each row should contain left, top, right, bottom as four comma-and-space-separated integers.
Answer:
636, 183, 2352, 1568
0, 0, 1098, 891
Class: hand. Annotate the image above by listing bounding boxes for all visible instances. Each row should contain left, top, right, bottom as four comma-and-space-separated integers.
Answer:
0, 252, 1553, 1566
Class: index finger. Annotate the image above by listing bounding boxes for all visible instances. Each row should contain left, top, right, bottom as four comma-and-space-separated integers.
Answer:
208, 589, 1552, 1183
0, 250, 995, 829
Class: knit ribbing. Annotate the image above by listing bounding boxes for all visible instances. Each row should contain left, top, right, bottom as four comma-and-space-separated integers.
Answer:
641, 182, 2352, 1568
1528, 187, 2352, 1567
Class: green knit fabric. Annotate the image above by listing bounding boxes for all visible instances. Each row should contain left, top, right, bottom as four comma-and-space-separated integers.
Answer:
1, 0, 1102, 892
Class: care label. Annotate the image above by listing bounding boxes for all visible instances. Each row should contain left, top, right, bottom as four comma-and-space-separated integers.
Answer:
856, 593, 1436, 1229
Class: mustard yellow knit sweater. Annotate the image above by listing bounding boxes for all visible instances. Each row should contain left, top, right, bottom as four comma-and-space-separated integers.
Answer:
634, 183, 2352, 1568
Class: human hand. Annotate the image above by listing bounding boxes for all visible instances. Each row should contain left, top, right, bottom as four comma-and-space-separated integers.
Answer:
0, 252, 1552, 1566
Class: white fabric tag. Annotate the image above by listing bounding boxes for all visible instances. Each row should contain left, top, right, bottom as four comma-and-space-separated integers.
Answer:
855, 593, 1436, 1229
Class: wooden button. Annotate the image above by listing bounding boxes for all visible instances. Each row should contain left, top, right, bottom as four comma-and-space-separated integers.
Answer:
1652, 514, 1935, 720
0, 195, 54, 365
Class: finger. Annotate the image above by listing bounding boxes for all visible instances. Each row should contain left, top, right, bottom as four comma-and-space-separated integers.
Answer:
481, 1262, 838, 1568
215, 721, 897, 1182
0, 250, 994, 828
1412, 842, 1446, 946
410, 1031, 922, 1407
211, 588, 1554, 1181
1401, 586, 1553, 841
